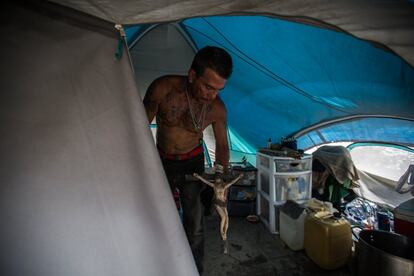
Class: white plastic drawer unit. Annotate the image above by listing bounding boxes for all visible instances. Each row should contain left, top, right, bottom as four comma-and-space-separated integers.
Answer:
256, 151, 312, 233
274, 172, 311, 202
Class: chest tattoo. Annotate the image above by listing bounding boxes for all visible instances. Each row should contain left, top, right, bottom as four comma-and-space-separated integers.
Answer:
157, 88, 212, 133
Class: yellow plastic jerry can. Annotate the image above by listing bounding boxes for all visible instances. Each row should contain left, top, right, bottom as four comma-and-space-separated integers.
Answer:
304, 211, 352, 270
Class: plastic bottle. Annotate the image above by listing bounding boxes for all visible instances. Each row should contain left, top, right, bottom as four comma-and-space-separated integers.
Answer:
288, 177, 299, 200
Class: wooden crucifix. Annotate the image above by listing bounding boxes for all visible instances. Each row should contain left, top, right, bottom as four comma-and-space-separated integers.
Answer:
193, 172, 243, 253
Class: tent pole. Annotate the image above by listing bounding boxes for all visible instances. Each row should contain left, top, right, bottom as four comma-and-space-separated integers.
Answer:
115, 24, 136, 76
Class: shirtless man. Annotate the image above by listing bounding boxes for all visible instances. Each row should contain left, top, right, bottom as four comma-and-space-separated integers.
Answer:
143, 46, 233, 274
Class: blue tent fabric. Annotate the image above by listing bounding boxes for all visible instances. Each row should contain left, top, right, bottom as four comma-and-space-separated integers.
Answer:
127, 14, 414, 157
125, 25, 144, 45
298, 117, 414, 150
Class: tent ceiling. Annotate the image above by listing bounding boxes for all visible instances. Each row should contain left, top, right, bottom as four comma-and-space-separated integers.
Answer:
127, 15, 414, 153
53, 0, 414, 66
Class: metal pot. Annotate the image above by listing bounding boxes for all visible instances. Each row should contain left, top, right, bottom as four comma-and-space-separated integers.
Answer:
357, 230, 414, 276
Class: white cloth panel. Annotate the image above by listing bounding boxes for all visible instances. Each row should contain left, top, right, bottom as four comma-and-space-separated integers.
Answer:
0, 3, 197, 276
355, 170, 413, 209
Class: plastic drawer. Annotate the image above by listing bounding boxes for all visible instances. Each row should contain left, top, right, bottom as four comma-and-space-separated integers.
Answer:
258, 192, 270, 225
274, 172, 311, 202
258, 155, 270, 169
257, 192, 283, 234
275, 158, 312, 172
258, 171, 270, 196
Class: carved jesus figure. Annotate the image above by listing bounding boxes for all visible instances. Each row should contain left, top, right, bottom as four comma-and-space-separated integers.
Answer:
193, 173, 243, 244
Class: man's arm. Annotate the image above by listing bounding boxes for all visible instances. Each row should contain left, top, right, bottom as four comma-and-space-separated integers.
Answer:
212, 99, 230, 172
143, 78, 163, 123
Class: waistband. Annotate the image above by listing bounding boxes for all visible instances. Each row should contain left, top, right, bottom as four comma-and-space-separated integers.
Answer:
157, 144, 204, 161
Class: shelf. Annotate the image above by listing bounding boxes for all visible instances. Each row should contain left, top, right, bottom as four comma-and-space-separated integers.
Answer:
227, 161, 258, 217
228, 200, 256, 217
229, 181, 256, 201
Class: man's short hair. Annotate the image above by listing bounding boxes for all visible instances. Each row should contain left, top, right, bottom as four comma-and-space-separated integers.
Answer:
191, 46, 233, 79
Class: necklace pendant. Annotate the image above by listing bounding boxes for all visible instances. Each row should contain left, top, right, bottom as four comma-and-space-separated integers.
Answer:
185, 86, 206, 133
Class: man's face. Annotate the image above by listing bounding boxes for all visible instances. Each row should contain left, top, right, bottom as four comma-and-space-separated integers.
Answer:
190, 68, 227, 103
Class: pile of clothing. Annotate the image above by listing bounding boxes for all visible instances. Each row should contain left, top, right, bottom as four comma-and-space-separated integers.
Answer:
312, 145, 360, 210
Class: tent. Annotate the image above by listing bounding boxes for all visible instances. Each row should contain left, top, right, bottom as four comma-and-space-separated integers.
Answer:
1, 1, 413, 275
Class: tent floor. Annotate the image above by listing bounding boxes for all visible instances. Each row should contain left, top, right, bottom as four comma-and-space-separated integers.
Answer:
203, 214, 353, 276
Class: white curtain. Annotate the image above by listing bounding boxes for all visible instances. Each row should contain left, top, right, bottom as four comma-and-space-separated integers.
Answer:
0, 3, 197, 275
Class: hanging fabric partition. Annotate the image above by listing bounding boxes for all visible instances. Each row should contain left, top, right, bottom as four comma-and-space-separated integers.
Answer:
0, 2, 197, 275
